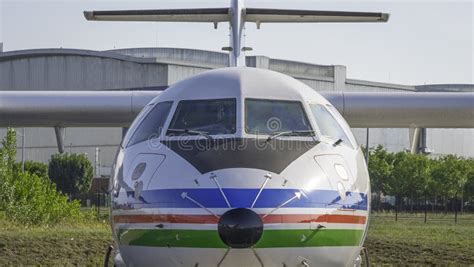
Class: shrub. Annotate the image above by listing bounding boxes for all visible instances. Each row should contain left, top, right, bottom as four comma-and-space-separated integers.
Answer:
6, 170, 82, 225
48, 153, 93, 197
0, 128, 82, 225
14, 160, 49, 179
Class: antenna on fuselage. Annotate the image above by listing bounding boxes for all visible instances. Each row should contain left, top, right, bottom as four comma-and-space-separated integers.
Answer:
84, 0, 389, 67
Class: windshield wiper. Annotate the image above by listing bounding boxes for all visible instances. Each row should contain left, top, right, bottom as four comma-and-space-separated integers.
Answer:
167, 128, 213, 140
265, 130, 317, 143
333, 138, 343, 146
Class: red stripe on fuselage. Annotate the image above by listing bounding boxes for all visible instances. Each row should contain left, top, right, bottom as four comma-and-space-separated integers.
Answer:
113, 214, 366, 224
114, 214, 219, 224
262, 214, 366, 224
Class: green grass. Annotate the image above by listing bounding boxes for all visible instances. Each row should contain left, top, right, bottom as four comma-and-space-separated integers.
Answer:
0, 212, 473, 266
0, 214, 112, 266
365, 212, 474, 265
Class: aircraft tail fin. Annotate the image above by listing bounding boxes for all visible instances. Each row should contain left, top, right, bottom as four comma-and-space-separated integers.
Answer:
83, 3, 390, 67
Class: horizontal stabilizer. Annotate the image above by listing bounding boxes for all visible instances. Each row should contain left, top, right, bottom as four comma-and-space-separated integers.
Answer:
84, 8, 230, 22
245, 8, 389, 23
83, 7, 388, 24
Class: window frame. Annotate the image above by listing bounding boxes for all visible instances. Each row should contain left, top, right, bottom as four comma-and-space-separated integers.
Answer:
124, 101, 174, 148
325, 104, 358, 148
244, 98, 314, 136
121, 103, 154, 148
165, 98, 238, 137
308, 103, 356, 149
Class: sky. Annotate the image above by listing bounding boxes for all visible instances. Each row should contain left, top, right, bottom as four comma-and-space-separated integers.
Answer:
0, 0, 473, 86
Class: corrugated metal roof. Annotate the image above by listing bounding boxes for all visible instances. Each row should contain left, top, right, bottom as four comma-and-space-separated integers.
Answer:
415, 84, 474, 92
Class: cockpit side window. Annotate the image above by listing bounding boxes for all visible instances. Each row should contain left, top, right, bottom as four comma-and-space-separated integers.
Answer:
310, 104, 355, 148
245, 99, 312, 135
126, 101, 173, 148
121, 104, 153, 148
166, 98, 236, 136
326, 105, 358, 147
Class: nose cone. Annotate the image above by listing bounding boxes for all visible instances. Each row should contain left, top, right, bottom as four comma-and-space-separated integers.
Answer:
217, 208, 263, 248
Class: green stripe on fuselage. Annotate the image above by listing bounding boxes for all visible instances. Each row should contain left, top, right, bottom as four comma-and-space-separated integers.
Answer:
256, 229, 363, 248
118, 228, 363, 248
119, 228, 226, 248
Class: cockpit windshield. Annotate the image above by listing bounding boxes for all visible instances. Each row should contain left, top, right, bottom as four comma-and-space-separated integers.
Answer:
167, 98, 236, 136
245, 99, 312, 135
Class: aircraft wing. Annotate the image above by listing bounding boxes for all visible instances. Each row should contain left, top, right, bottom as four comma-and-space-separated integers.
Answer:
245, 8, 389, 24
0, 91, 160, 127
84, 8, 230, 22
323, 92, 473, 128
0, 91, 472, 128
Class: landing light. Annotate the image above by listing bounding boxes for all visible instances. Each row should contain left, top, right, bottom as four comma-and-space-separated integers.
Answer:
334, 164, 349, 181
131, 162, 146, 180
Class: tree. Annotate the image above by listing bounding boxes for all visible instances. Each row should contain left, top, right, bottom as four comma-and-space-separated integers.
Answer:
0, 129, 81, 225
426, 158, 442, 212
431, 155, 470, 214
384, 152, 407, 216
14, 160, 49, 179
389, 152, 430, 212
408, 154, 431, 212
48, 153, 93, 197
0, 128, 17, 210
368, 145, 393, 211
465, 160, 474, 211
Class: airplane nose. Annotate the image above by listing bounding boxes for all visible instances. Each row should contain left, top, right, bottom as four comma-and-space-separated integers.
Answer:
217, 208, 263, 248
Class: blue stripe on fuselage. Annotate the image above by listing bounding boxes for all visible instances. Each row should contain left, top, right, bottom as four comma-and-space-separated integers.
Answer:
120, 188, 367, 210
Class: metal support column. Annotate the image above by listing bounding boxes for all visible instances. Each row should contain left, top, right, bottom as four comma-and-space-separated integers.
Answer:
420, 128, 427, 154
365, 128, 370, 164
410, 127, 421, 154
54, 127, 66, 154
21, 128, 25, 172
